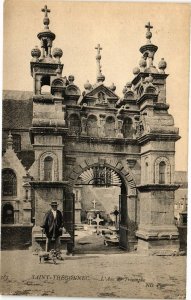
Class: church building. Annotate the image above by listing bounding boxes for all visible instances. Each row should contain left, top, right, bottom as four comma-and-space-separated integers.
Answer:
1, 5, 181, 255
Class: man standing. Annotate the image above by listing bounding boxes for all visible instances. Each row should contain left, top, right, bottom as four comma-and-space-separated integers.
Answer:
41, 201, 64, 252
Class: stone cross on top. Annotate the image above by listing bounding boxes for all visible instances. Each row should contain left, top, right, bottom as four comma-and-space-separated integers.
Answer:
41, 5, 50, 17
145, 21, 153, 31
95, 44, 102, 55
41, 5, 51, 29
145, 21, 153, 43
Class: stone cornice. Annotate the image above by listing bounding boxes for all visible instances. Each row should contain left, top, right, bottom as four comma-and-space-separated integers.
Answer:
137, 133, 181, 144
137, 184, 180, 192
137, 93, 158, 105
65, 134, 138, 145
29, 127, 69, 144
132, 72, 168, 86
30, 181, 69, 188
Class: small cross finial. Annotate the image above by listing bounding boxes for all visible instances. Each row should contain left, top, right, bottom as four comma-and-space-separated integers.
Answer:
41, 5, 51, 17
145, 22, 153, 31
95, 44, 102, 53
41, 5, 51, 29
145, 21, 153, 43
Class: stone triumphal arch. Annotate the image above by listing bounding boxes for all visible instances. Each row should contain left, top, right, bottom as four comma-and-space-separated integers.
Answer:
27, 6, 180, 255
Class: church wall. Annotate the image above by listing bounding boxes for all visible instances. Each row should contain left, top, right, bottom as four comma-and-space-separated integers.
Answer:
3, 130, 33, 152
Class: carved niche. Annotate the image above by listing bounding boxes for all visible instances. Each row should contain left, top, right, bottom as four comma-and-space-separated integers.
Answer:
154, 156, 171, 184
39, 151, 59, 181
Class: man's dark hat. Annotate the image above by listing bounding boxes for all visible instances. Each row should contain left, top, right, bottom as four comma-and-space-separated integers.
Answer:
50, 201, 58, 206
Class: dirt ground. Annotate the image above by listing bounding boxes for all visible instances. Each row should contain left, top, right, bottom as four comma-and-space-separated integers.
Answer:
0, 250, 187, 299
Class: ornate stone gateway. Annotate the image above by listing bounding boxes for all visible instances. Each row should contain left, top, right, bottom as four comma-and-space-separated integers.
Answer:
29, 6, 180, 255
73, 163, 136, 250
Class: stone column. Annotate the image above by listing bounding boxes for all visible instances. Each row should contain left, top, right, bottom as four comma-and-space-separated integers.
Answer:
74, 185, 82, 225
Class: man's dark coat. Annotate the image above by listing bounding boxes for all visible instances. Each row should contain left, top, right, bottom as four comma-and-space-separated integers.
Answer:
41, 209, 63, 239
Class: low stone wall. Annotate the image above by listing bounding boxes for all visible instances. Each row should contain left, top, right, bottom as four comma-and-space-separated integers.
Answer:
1, 225, 33, 250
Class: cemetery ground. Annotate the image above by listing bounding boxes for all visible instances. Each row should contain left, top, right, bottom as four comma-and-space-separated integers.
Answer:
1, 247, 186, 299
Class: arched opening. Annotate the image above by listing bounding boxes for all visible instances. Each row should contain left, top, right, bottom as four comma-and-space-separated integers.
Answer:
69, 164, 131, 254
44, 156, 53, 181
41, 76, 51, 94
86, 115, 98, 137
122, 117, 134, 138
105, 116, 115, 137
69, 114, 81, 135
159, 161, 166, 184
2, 169, 17, 196
2, 203, 14, 224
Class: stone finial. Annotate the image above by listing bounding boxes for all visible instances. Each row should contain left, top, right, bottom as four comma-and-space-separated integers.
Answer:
7, 131, 13, 150
109, 83, 116, 92
133, 67, 140, 75
145, 21, 153, 44
84, 80, 92, 90
52, 48, 63, 63
95, 44, 105, 83
41, 5, 51, 30
122, 82, 132, 94
31, 46, 41, 61
68, 75, 75, 84
158, 58, 167, 73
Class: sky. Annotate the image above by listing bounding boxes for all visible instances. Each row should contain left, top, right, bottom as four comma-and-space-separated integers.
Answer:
2, 0, 190, 171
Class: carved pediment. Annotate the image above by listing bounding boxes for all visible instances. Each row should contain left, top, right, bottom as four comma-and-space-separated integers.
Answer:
86, 84, 119, 100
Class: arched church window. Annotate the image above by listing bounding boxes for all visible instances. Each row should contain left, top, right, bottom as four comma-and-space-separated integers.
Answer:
44, 156, 53, 181
159, 161, 166, 184
122, 117, 133, 138
105, 116, 115, 137
2, 169, 17, 196
2, 203, 14, 224
12, 134, 21, 152
69, 114, 81, 135
87, 115, 98, 137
